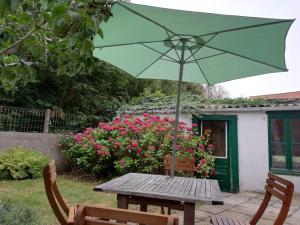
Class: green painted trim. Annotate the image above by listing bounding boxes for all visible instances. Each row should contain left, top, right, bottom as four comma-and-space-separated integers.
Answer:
193, 114, 239, 193
285, 118, 292, 170
268, 118, 272, 169
267, 111, 300, 175
230, 116, 239, 193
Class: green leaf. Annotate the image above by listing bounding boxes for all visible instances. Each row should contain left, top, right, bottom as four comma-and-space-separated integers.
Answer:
50, 4, 68, 20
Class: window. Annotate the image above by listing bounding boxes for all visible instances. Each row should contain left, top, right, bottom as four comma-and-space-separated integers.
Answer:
268, 111, 300, 175
201, 120, 227, 158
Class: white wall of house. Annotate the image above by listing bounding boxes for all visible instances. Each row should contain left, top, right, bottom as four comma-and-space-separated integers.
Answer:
132, 111, 300, 193
207, 110, 300, 194
235, 112, 270, 192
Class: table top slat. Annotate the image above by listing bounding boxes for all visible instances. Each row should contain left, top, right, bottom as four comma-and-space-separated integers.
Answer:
183, 178, 194, 195
172, 177, 186, 195
94, 173, 223, 204
205, 179, 212, 200
210, 180, 223, 205
189, 179, 197, 196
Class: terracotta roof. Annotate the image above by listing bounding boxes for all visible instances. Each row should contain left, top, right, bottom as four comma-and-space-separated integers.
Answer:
250, 91, 300, 100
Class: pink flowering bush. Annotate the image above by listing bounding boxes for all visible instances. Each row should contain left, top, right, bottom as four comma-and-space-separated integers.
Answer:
61, 114, 215, 178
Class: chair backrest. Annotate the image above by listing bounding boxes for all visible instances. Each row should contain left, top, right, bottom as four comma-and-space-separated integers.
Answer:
74, 205, 179, 225
164, 155, 195, 177
43, 160, 73, 225
250, 172, 294, 225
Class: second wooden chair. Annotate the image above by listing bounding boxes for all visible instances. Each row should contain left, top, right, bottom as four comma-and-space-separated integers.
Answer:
210, 172, 294, 225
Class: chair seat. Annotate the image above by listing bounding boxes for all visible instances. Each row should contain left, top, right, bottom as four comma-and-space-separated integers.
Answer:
210, 216, 250, 225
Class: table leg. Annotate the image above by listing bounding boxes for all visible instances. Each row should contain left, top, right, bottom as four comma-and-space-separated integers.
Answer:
117, 194, 128, 209
184, 202, 195, 225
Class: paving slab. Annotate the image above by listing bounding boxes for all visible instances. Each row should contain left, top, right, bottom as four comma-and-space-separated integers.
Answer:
133, 191, 299, 225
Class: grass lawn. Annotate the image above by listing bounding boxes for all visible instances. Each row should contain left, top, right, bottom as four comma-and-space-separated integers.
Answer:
0, 175, 117, 225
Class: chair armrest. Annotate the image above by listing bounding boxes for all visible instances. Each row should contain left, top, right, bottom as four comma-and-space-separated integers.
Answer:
75, 204, 179, 225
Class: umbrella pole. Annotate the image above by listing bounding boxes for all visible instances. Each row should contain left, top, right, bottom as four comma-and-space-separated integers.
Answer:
171, 39, 186, 177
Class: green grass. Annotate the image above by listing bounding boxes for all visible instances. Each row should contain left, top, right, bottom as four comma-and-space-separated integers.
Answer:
0, 176, 117, 225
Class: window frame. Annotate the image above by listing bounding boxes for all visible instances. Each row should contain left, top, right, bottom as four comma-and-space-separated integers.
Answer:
268, 111, 300, 176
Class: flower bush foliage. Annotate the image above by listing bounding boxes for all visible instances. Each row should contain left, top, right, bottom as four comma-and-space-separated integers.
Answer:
62, 114, 215, 178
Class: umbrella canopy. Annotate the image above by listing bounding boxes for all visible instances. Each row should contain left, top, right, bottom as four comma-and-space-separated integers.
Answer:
93, 2, 294, 176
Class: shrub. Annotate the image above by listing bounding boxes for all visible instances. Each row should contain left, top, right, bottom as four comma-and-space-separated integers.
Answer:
0, 146, 49, 180
61, 114, 215, 178
0, 198, 40, 225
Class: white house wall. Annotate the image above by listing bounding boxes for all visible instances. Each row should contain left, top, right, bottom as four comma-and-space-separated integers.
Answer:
235, 112, 270, 192
132, 112, 300, 193
204, 111, 300, 194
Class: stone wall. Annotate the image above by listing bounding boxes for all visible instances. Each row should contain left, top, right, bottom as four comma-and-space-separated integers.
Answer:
0, 132, 66, 170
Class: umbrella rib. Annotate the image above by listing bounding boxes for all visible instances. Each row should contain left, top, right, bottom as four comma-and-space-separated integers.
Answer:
94, 38, 178, 48
135, 41, 181, 78
161, 58, 179, 63
184, 19, 294, 40
186, 44, 211, 85
186, 52, 227, 63
117, 2, 177, 35
165, 30, 181, 60
184, 33, 218, 62
202, 43, 287, 71
141, 43, 179, 63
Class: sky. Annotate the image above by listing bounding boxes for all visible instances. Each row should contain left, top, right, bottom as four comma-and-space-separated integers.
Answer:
130, 0, 300, 97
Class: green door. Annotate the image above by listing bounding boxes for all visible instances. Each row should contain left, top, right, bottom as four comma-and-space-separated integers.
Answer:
193, 115, 239, 192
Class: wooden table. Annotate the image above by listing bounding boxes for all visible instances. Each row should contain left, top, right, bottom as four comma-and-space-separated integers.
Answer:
94, 173, 223, 225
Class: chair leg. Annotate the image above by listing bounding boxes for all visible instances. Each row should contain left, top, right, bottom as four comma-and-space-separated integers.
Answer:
140, 204, 147, 212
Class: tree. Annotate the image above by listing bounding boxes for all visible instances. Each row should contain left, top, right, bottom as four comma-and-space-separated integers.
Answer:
0, 0, 112, 90
203, 85, 229, 99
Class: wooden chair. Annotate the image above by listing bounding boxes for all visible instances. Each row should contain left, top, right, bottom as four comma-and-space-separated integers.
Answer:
210, 172, 294, 225
164, 154, 195, 177
43, 161, 179, 225
162, 155, 195, 215
74, 205, 179, 225
43, 160, 76, 225
127, 155, 195, 215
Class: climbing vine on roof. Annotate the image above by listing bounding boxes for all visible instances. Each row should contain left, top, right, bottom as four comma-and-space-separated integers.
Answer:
118, 95, 299, 115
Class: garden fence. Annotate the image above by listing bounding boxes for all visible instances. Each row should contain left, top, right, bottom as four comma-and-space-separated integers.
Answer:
0, 105, 97, 133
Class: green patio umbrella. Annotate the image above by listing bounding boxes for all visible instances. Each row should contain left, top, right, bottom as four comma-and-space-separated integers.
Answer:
93, 2, 294, 177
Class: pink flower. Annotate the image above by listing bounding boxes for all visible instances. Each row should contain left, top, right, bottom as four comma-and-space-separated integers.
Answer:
143, 113, 150, 117
198, 144, 205, 150
210, 169, 216, 176
200, 159, 207, 165
131, 140, 138, 148
208, 144, 215, 149
192, 123, 198, 127
148, 145, 155, 151
137, 147, 143, 154
188, 148, 193, 153
96, 144, 103, 150
121, 131, 128, 136
75, 134, 82, 142
119, 159, 125, 166
114, 142, 121, 148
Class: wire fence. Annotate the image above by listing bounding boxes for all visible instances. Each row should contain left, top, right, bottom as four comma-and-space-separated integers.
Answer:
0, 106, 98, 133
